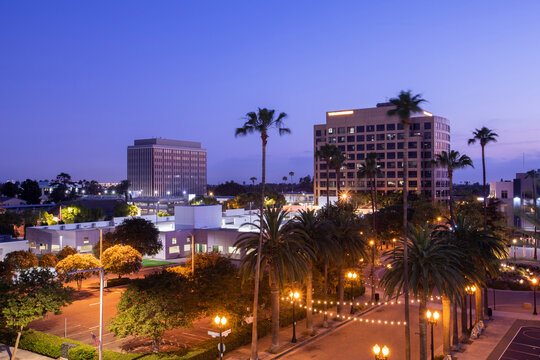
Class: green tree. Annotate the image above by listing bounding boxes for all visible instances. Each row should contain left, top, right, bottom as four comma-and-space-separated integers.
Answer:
61, 204, 104, 223
38, 253, 58, 268
55, 246, 77, 261
213, 181, 246, 196
235, 207, 312, 352
56, 253, 101, 291
387, 90, 426, 360
0, 212, 23, 237
92, 232, 116, 258
235, 107, 290, 360
315, 144, 340, 207
289, 171, 295, 191
101, 245, 142, 278
109, 218, 162, 256
109, 271, 199, 352
112, 202, 139, 217
4, 250, 38, 270
19, 179, 41, 204
1, 268, 74, 360
381, 225, 468, 360
1, 182, 20, 198
56, 173, 71, 182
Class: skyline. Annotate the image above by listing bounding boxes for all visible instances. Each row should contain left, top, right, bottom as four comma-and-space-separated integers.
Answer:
2, 1, 540, 185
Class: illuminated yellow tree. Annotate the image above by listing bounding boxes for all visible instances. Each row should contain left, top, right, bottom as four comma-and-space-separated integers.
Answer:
101, 245, 142, 278
56, 253, 101, 290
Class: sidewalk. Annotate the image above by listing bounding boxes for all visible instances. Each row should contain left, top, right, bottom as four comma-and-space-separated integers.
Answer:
0, 344, 53, 360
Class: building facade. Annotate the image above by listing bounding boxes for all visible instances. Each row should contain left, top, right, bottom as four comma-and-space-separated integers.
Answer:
128, 138, 207, 197
313, 105, 451, 203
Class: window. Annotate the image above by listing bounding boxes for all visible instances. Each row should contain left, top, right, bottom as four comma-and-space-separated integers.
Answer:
338, 127, 346, 134
367, 144, 375, 150
376, 134, 385, 141
387, 152, 395, 159
408, 151, 418, 158
316, 130, 322, 136
356, 135, 365, 142
80, 245, 92, 252
338, 145, 345, 151
367, 135, 375, 141
347, 172, 355, 178
184, 244, 191, 252
212, 245, 220, 252
387, 124, 396, 131
422, 142, 432, 149
356, 153, 365, 160
501, 190, 508, 199
397, 152, 404, 159
377, 162, 385, 169
397, 142, 404, 149
356, 144, 365, 151
329, 137, 336, 143
387, 133, 396, 140
170, 246, 180, 254
409, 180, 418, 187
408, 142, 418, 149
347, 163, 355, 169
320, 163, 327, 170
366, 125, 375, 132
347, 145, 355, 151
338, 136, 345, 143
424, 122, 431, 130
356, 126, 365, 132
387, 162, 396, 169
172, 237, 177, 245
376, 124, 385, 131
51, 244, 60, 252
387, 143, 396, 150
83, 237, 89, 244
328, 128, 334, 134
347, 135, 355, 142
377, 153, 385, 159
412, 123, 420, 130
348, 127, 355, 134
408, 161, 418, 168
387, 180, 396, 187
196, 244, 207, 253
387, 171, 396, 178
409, 171, 418, 177
424, 132, 432, 139
397, 123, 404, 130
377, 181, 385, 187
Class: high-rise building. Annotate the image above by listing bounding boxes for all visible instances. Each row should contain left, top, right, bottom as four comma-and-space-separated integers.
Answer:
313, 104, 450, 204
127, 138, 207, 197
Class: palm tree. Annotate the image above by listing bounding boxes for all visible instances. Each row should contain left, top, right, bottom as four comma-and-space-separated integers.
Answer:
381, 224, 468, 360
235, 207, 313, 352
289, 171, 295, 192
282, 176, 288, 193
315, 144, 340, 208
387, 90, 426, 360
331, 150, 347, 201
320, 203, 367, 317
526, 170, 538, 260
293, 210, 336, 334
357, 152, 381, 301
250, 176, 257, 187
433, 150, 473, 345
235, 108, 290, 359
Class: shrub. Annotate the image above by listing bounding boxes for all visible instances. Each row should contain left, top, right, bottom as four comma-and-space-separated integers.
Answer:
17, 329, 80, 358
4, 250, 38, 270
38, 253, 58, 268
106, 277, 131, 288
69, 345, 96, 360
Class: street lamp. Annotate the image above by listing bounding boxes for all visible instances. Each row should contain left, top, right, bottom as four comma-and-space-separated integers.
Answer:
369, 240, 376, 301
426, 310, 440, 360
347, 272, 358, 314
465, 285, 476, 331
373, 344, 389, 360
289, 291, 300, 343
532, 278, 538, 315
214, 315, 227, 360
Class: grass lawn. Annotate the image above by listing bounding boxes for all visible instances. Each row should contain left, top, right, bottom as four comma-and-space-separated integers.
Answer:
142, 259, 174, 267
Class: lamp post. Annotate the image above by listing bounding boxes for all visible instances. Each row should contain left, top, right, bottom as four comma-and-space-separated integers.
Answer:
426, 310, 440, 360
373, 344, 389, 360
369, 240, 376, 301
532, 278, 538, 315
214, 315, 227, 360
465, 285, 476, 331
513, 239, 517, 260
347, 272, 358, 314
289, 291, 300, 343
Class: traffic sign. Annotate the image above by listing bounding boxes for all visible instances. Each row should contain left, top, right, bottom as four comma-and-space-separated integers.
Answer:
217, 343, 226, 353
208, 331, 220, 338
223, 329, 232, 337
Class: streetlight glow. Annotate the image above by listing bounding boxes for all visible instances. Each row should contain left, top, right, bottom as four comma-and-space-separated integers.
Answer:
373, 344, 380, 355
382, 346, 389, 357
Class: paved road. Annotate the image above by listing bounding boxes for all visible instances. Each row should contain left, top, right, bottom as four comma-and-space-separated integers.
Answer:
499, 326, 540, 360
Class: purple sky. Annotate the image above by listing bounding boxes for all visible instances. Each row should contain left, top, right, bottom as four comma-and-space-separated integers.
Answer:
1, 1, 540, 185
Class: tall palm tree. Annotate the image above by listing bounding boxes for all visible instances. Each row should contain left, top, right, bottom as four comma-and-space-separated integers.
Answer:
526, 170, 538, 260
357, 152, 381, 301
235, 108, 290, 359
331, 150, 347, 201
382, 224, 468, 360
250, 177, 257, 187
433, 150, 473, 345
387, 90, 426, 360
320, 203, 367, 317
315, 144, 340, 207
235, 207, 313, 352
282, 176, 288, 193
289, 171, 295, 192
293, 210, 337, 334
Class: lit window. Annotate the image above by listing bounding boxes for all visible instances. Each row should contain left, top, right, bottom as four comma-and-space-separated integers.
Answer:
170, 246, 180, 254
229, 246, 238, 254
184, 244, 191, 252
172, 238, 177, 245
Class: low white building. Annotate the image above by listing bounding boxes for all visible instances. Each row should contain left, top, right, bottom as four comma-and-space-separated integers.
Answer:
0, 235, 29, 261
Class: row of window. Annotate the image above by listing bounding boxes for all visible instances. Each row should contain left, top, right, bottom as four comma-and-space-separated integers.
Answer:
320, 170, 433, 179
320, 160, 433, 171
319, 180, 429, 188
321, 122, 433, 136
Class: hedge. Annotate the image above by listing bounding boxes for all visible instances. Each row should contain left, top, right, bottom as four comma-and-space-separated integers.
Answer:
4, 307, 309, 360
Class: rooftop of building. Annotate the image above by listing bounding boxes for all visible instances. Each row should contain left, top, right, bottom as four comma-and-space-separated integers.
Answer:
132, 138, 203, 149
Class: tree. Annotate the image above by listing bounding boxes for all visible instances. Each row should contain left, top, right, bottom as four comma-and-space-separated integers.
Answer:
84, 180, 103, 195
61, 204, 104, 223
112, 202, 138, 217
330, 150, 347, 201
282, 176, 288, 192
293, 209, 335, 333
357, 152, 382, 300
189, 196, 219, 206
213, 181, 246, 197
55, 246, 77, 261
109, 271, 199, 352
38, 253, 58, 268
56, 253, 101, 291
525, 170, 538, 260
0, 261, 15, 281
235, 107, 290, 360
381, 225, 468, 360
1, 182, 20, 198
387, 90, 426, 360
4, 251, 38, 270
101, 245, 142, 278
110, 218, 162, 256
19, 179, 41, 204
93, 232, 116, 258
250, 177, 257, 187
50, 184, 69, 203
289, 171, 295, 191
0, 212, 23, 237
56, 173, 71, 182
315, 144, 340, 207
1, 268, 74, 360
235, 207, 312, 352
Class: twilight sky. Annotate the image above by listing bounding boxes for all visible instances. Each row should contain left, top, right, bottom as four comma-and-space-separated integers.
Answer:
1, 1, 540, 185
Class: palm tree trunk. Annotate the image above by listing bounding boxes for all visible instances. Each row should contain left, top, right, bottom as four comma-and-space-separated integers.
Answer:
337, 265, 345, 318
323, 261, 329, 328
326, 160, 331, 207
270, 269, 280, 352
336, 169, 341, 200
250, 138, 267, 360
482, 145, 487, 229
11, 325, 23, 360
442, 295, 451, 355
306, 262, 313, 334
461, 295, 468, 338
452, 302, 459, 348
475, 286, 482, 323
533, 174, 537, 260
370, 176, 376, 302
418, 292, 428, 360
403, 121, 411, 360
